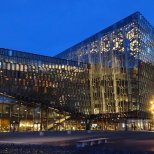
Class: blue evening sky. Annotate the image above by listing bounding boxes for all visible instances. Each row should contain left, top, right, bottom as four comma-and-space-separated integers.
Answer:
0, 0, 154, 56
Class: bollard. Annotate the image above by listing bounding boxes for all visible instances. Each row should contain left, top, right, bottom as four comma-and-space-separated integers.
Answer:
67, 130, 71, 134
87, 130, 91, 133
39, 131, 44, 136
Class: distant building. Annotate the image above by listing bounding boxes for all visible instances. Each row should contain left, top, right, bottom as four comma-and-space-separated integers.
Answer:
0, 12, 154, 132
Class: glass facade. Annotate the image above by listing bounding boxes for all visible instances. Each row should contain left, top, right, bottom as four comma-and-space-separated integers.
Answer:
0, 12, 154, 131
0, 48, 90, 131
56, 12, 154, 130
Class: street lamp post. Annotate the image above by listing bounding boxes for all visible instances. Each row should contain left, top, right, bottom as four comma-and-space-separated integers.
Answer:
150, 101, 154, 130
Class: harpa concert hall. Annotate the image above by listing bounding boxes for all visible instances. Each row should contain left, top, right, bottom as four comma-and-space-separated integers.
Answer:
0, 12, 154, 132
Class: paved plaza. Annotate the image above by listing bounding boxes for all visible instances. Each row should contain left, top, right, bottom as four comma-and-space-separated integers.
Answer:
0, 131, 154, 152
